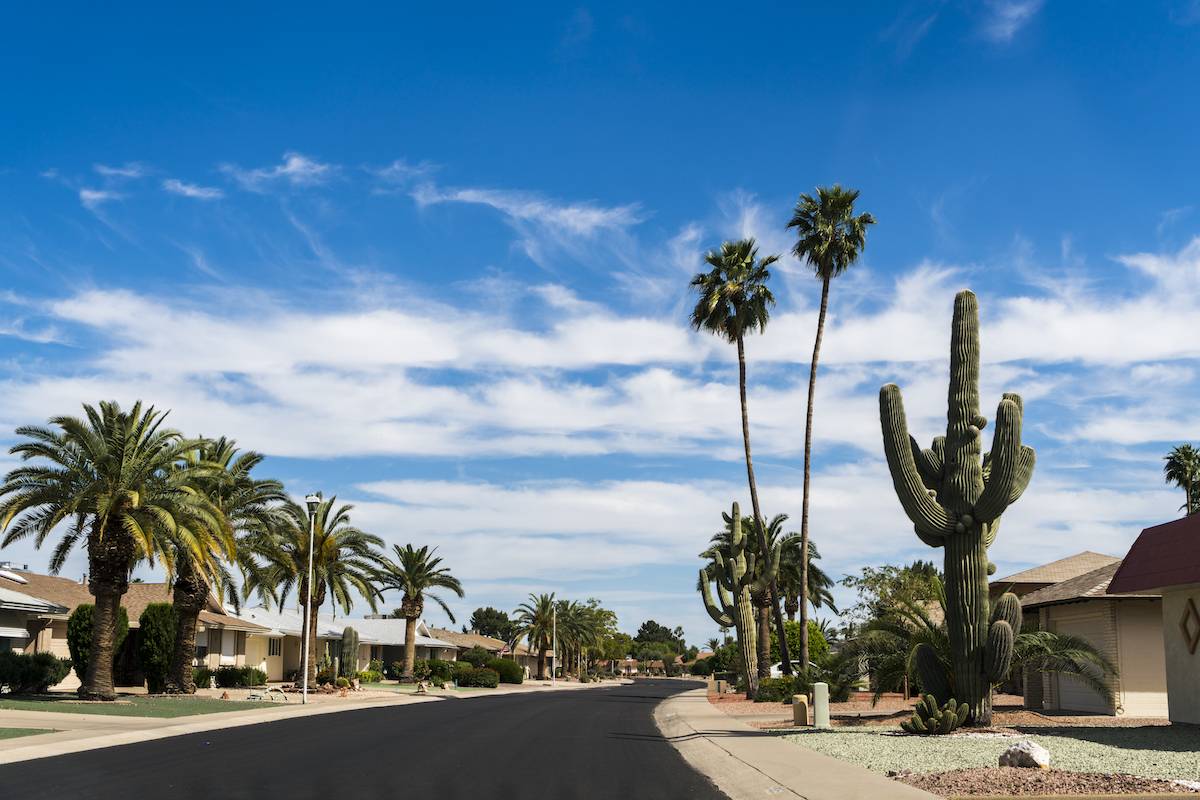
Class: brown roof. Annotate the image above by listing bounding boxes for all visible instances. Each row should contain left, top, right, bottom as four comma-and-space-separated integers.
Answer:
994, 551, 1121, 586
1020, 561, 1158, 609
1109, 514, 1200, 594
428, 628, 507, 652
11, 569, 266, 631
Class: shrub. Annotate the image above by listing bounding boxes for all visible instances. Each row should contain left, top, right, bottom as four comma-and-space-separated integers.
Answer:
335, 676, 350, 689
387, 661, 404, 680
243, 667, 267, 687
314, 664, 336, 686
412, 658, 432, 681
461, 646, 492, 667
754, 677, 795, 703
368, 659, 383, 673
193, 667, 213, 689
452, 660, 475, 685
137, 603, 177, 693
427, 658, 455, 683
486, 657, 523, 684
357, 670, 382, 684
214, 665, 268, 688
467, 667, 499, 688
0, 652, 71, 694
689, 659, 713, 676
66, 604, 128, 683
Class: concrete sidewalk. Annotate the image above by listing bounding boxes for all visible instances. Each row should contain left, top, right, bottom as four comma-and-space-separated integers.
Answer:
655, 687, 937, 800
0, 678, 630, 765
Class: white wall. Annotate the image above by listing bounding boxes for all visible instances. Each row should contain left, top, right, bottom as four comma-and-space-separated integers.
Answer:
1115, 599, 1169, 718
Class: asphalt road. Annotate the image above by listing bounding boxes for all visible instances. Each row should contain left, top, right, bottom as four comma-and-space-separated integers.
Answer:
0, 679, 727, 799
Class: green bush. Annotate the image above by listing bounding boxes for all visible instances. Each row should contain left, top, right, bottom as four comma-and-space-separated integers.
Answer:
137, 603, 177, 693
486, 657, 523, 684
193, 667, 213, 688
335, 676, 350, 689
754, 676, 795, 703
315, 664, 336, 686
0, 652, 71, 694
464, 667, 499, 688
214, 665, 268, 688
427, 658, 455, 682
452, 660, 475, 685
368, 659, 383, 673
66, 603, 129, 683
689, 659, 713, 676
387, 661, 404, 680
357, 669, 382, 683
461, 646, 492, 667
413, 658, 432, 681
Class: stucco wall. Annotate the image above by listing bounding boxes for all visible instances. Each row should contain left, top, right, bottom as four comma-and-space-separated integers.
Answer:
1161, 585, 1200, 724
1115, 599, 1169, 717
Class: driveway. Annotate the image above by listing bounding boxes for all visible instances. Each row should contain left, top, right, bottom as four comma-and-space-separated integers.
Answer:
0, 678, 726, 799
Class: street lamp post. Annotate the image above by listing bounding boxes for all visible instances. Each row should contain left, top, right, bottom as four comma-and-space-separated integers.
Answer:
551, 605, 556, 686
301, 493, 321, 705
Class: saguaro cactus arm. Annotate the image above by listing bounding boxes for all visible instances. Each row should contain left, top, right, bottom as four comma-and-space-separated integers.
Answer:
881, 384, 955, 542
700, 568, 735, 627
975, 397, 1024, 523
911, 435, 945, 488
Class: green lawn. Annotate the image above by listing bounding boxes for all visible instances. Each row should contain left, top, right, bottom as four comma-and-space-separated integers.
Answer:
0, 695, 277, 718
0, 727, 52, 740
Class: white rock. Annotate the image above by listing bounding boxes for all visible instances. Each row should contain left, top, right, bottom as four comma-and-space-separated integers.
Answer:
998, 740, 1051, 769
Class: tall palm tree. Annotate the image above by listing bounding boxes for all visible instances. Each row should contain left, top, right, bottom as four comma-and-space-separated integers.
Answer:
167, 438, 286, 693
512, 592, 556, 680
690, 238, 792, 673
787, 185, 876, 667
0, 401, 219, 700
246, 496, 384, 687
1163, 444, 1200, 516
377, 544, 464, 681
778, 536, 835, 621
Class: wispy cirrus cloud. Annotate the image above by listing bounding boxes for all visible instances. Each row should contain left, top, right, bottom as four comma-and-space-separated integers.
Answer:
162, 178, 224, 200
220, 151, 337, 192
980, 0, 1043, 42
78, 188, 123, 209
93, 162, 146, 179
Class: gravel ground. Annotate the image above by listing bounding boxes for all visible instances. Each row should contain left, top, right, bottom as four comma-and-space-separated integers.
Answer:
783, 726, 1200, 783
896, 767, 1199, 796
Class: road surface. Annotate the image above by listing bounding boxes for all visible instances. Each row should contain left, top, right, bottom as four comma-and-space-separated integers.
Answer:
0, 679, 727, 799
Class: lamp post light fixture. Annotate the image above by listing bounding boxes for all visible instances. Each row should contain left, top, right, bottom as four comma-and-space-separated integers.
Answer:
301, 493, 321, 705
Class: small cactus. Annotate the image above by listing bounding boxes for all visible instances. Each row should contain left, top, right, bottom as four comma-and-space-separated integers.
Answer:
900, 694, 969, 735
339, 626, 360, 678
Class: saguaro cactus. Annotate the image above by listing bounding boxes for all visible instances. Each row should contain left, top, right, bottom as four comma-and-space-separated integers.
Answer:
340, 626, 360, 678
879, 289, 1035, 725
700, 503, 774, 698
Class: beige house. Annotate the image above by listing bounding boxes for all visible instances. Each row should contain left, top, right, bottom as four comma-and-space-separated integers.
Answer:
1109, 513, 1200, 724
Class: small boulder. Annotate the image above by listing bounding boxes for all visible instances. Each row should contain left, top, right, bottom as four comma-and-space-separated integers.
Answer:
998, 740, 1050, 769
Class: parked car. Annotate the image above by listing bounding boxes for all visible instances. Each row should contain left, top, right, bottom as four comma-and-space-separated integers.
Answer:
769, 661, 816, 678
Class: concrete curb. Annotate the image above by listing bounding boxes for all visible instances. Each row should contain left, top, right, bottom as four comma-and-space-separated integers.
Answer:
654, 687, 938, 800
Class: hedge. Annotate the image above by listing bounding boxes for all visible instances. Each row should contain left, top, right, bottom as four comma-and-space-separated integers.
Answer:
193, 667, 213, 688
486, 657, 523, 684
459, 667, 499, 688
689, 659, 713, 676
754, 676, 795, 703
214, 665, 268, 688
427, 658, 455, 682
357, 669, 382, 683
0, 652, 71, 694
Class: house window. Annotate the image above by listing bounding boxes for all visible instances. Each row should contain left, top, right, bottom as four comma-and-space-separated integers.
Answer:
268, 638, 282, 657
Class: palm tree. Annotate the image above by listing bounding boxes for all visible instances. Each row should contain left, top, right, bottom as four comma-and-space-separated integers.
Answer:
512, 593, 556, 680
377, 544, 464, 681
706, 637, 720, 653
167, 438, 286, 693
845, 577, 1116, 708
0, 401, 218, 700
779, 536, 835, 620
690, 238, 792, 673
1163, 444, 1200, 516
787, 185, 876, 667
246, 496, 384, 687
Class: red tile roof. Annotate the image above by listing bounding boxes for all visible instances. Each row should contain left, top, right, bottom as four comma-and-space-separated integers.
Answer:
1109, 514, 1200, 594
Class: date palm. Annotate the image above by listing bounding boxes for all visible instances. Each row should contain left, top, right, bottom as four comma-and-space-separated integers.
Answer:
788, 185, 875, 666
377, 544, 464, 681
512, 592, 556, 680
245, 496, 384, 687
690, 238, 792, 674
0, 401, 219, 699
778, 535, 836, 620
167, 438, 286, 693
1163, 444, 1200, 516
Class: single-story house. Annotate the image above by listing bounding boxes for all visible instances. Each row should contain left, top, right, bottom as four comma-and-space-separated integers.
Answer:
426, 627, 555, 676
1109, 513, 1200, 724
0, 565, 270, 679
0, 565, 68, 653
992, 551, 1122, 601
1014, 558, 1167, 717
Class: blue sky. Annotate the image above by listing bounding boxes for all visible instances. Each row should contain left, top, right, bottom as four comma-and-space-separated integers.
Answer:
1, 1, 1199, 644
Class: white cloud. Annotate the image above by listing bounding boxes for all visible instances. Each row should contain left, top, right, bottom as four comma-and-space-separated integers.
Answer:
94, 162, 146, 179
78, 188, 123, 209
370, 158, 436, 186
981, 0, 1043, 42
162, 178, 224, 200
220, 152, 337, 192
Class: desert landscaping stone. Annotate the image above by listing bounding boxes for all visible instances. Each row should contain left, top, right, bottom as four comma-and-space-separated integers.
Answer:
999, 739, 1051, 769
896, 766, 1199, 796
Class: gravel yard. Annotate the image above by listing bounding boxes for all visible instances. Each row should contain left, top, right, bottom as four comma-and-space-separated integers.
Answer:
897, 767, 1198, 796
784, 726, 1200, 784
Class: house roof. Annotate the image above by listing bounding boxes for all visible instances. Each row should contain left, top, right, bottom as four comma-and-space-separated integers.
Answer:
994, 551, 1122, 586
1109, 514, 1200, 594
0, 584, 67, 615
234, 607, 458, 649
1020, 561, 1158, 609
428, 628, 507, 652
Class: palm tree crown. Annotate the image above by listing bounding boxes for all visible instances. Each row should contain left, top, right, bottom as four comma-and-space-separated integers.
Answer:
378, 544, 464, 622
512, 592, 557, 680
1163, 443, 1200, 516
787, 185, 877, 280
689, 238, 777, 343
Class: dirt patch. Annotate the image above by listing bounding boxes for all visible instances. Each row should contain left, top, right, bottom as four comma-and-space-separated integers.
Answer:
895, 767, 1199, 796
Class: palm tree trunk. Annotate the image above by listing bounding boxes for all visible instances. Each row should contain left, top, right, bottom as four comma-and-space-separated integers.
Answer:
166, 560, 208, 694
83, 583, 123, 701
736, 335, 793, 677
799, 276, 831, 669
757, 602, 771, 679
537, 647, 547, 680
403, 616, 418, 681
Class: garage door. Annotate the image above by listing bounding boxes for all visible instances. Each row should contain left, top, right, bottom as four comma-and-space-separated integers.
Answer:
1053, 614, 1112, 714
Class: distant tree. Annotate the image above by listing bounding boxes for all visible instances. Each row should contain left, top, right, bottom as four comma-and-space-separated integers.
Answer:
769, 620, 829, 666
466, 607, 514, 641
511, 593, 556, 680
634, 620, 685, 653
1163, 444, 1200, 516
840, 561, 942, 628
